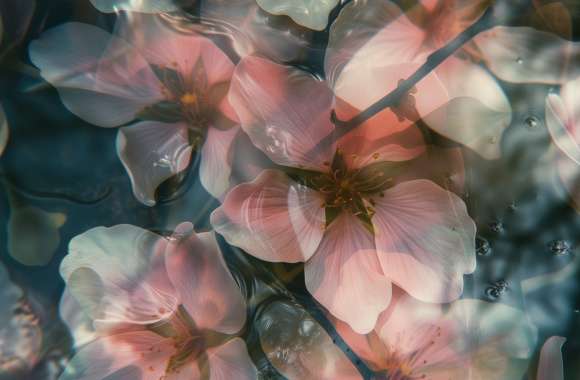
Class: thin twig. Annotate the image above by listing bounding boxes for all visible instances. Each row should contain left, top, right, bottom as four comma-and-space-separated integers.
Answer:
330, 6, 495, 133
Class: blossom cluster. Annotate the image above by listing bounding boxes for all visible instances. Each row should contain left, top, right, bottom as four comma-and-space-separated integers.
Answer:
0, 0, 578, 379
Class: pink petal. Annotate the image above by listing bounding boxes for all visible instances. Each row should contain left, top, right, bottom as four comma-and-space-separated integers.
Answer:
420, 56, 511, 159
546, 93, 580, 165
326, 0, 424, 85
228, 56, 336, 170
205, 338, 258, 380
60, 225, 179, 325
29, 22, 163, 127
475, 26, 580, 84
116, 121, 192, 206
164, 224, 246, 334
305, 213, 392, 334
200, 126, 240, 200
537, 336, 566, 380
211, 169, 325, 263
372, 180, 476, 303
58, 331, 173, 380
335, 100, 426, 169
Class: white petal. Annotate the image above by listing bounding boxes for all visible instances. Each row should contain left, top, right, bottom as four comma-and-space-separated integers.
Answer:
60, 225, 178, 325
200, 126, 239, 200
29, 22, 163, 127
116, 121, 192, 206
475, 26, 580, 84
256, 0, 339, 31
305, 213, 392, 334
59, 289, 97, 349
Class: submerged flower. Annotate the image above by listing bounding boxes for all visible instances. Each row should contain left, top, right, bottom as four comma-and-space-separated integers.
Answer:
59, 223, 256, 379
30, 14, 240, 205
255, 0, 339, 31
335, 290, 538, 380
545, 75, 580, 210
212, 56, 476, 334
326, 0, 512, 159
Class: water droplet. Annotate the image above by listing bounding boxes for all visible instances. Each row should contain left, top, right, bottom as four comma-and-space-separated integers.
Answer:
485, 280, 508, 301
489, 221, 504, 234
524, 116, 540, 129
476, 236, 492, 256
547, 240, 571, 256
516, 57, 523, 64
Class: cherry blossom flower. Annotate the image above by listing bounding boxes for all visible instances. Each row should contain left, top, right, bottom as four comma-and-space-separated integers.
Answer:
58, 222, 256, 380
212, 55, 476, 334
29, 14, 240, 205
537, 336, 566, 380
334, 289, 538, 380
255, 0, 340, 31
544, 76, 580, 211
326, 0, 512, 159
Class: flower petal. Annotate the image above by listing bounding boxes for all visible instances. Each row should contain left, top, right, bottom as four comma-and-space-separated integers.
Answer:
29, 22, 163, 127
200, 0, 312, 62
421, 56, 512, 159
205, 338, 257, 380
211, 169, 325, 263
256, 0, 339, 31
164, 224, 246, 334
116, 121, 192, 206
305, 213, 392, 334
90, 0, 181, 13
59, 289, 97, 349
60, 225, 178, 325
546, 94, 580, 165
372, 179, 476, 303
228, 56, 335, 170
444, 300, 538, 380
537, 336, 566, 380
0, 103, 8, 156
200, 126, 239, 200
326, 0, 424, 85
475, 26, 580, 84
59, 331, 173, 380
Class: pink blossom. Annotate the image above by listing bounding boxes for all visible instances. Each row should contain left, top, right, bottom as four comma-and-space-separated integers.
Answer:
545, 76, 580, 211
58, 223, 256, 380
29, 14, 240, 205
326, 0, 512, 159
334, 289, 538, 380
212, 55, 476, 334
537, 336, 566, 380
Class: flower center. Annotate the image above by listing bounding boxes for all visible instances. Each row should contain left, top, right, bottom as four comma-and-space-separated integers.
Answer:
285, 149, 411, 234
137, 59, 214, 147
146, 304, 204, 374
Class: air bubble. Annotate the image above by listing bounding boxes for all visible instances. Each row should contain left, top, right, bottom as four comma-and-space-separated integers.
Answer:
547, 240, 571, 256
476, 236, 492, 256
524, 116, 540, 129
489, 221, 504, 234
516, 57, 523, 64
